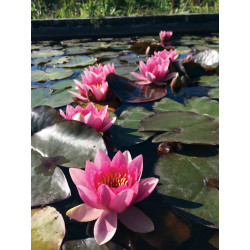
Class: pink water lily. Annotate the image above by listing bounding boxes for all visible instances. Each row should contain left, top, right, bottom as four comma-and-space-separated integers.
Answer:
159, 30, 173, 43
59, 103, 116, 133
69, 63, 115, 102
130, 55, 175, 85
153, 49, 178, 62
66, 150, 159, 245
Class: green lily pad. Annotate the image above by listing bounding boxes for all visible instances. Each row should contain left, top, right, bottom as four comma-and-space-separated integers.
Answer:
31, 149, 71, 207
118, 53, 147, 64
65, 46, 94, 56
31, 57, 51, 65
108, 107, 155, 147
54, 56, 97, 68
62, 238, 124, 250
193, 49, 219, 69
50, 79, 76, 90
31, 68, 74, 82
31, 206, 65, 249
154, 152, 219, 226
115, 65, 138, 79
31, 49, 65, 59
31, 120, 107, 168
40, 45, 64, 51
110, 42, 130, 51
49, 57, 71, 65
31, 105, 64, 135
139, 111, 219, 145
208, 88, 219, 99
153, 97, 219, 120
31, 85, 74, 108
176, 46, 192, 55
198, 75, 219, 87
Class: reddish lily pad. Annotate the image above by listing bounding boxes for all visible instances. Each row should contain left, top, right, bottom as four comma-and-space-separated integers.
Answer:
31, 68, 74, 82
153, 97, 219, 120
31, 120, 107, 168
31, 206, 65, 249
108, 107, 154, 147
62, 238, 124, 250
31, 149, 71, 207
138, 111, 219, 145
106, 73, 167, 103
154, 151, 219, 226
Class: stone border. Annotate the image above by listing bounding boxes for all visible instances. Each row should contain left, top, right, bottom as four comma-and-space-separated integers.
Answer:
32, 14, 218, 41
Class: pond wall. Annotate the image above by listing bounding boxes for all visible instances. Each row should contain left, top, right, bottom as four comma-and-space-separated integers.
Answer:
31, 14, 219, 41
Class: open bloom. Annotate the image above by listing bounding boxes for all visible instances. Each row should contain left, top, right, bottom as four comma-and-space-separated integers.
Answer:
159, 30, 173, 43
130, 55, 175, 85
59, 103, 116, 133
153, 49, 178, 62
69, 63, 115, 102
66, 150, 159, 245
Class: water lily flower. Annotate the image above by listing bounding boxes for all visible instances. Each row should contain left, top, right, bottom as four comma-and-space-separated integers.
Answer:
153, 49, 178, 62
159, 30, 173, 43
59, 103, 116, 133
130, 56, 175, 85
69, 63, 115, 102
66, 150, 159, 245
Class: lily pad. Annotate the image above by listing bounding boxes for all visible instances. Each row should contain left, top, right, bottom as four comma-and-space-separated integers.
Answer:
106, 73, 167, 103
153, 97, 219, 120
62, 238, 124, 250
108, 107, 155, 147
110, 42, 130, 51
118, 53, 148, 64
31, 49, 65, 59
65, 46, 94, 56
198, 75, 219, 87
193, 50, 219, 69
31, 105, 64, 135
176, 46, 192, 55
54, 56, 97, 68
139, 111, 219, 145
31, 206, 65, 249
31, 68, 74, 82
31, 85, 74, 108
49, 57, 71, 65
115, 65, 138, 79
208, 88, 219, 99
31, 57, 51, 65
31, 120, 107, 168
154, 152, 219, 226
31, 149, 71, 207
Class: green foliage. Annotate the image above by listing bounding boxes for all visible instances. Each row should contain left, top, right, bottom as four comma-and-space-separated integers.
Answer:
31, 0, 219, 19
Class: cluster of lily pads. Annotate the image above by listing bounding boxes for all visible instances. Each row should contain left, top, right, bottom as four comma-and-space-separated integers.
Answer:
31, 30, 219, 249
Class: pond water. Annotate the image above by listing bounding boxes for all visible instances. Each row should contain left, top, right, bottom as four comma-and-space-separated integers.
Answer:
31, 34, 219, 250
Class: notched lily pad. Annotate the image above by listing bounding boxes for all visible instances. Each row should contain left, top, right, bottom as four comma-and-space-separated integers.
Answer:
31, 120, 107, 168
108, 107, 154, 147
31, 149, 71, 207
139, 111, 219, 145
154, 152, 219, 226
31, 49, 65, 59
106, 73, 167, 103
31, 68, 74, 82
31, 206, 65, 249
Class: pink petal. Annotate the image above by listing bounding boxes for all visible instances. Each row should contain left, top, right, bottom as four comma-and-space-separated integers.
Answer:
94, 150, 111, 169
162, 72, 177, 81
98, 105, 108, 120
130, 72, 148, 81
145, 71, 156, 82
131, 181, 139, 202
135, 80, 152, 85
94, 210, 117, 245
68, 91, 88, 101
114, 184, 128, 195
118, 205, 154, 233
72, 113, 85, 123
59, 109, 66, 119
110, 189, 134, 213
110, 151, 128, 170
128, 155, 143, 182
123, 151, 132, 165
65, 105, 76, 119
135, 178, 159, 203
100, 117, 116, 133
69, 168, 86, 187
77, 185, 104, 209
66, 203, 104, 222
98, 184, 115, 208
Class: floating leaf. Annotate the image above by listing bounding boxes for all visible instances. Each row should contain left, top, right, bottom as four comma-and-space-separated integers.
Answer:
40, 45, 64, 51
154, 151, 219, 226
31, 120, 107, 168
108, 107, 154, 147
62, 238, 124, 250
49, 56, 71, 65
115, 65, 138, 79
31, 206, 65, 249
139, 111, 219, 145
54, 56, 97, 68
31, 57, 51, 65
31, 68, 74, 82
31, 105, 64, 135
131, 41, 151, 54
106, 73, 167, 103
65, 46, 93, 55
31, 149, 71, 207
176, 46, 192, 55
208, 88, 219, 99
109, 42, 130, 51
31, 85, 74, 108
31, 49, 65, 59
153, 97, 219, 120
118, 53, 147, 64
198, 75, 219, 87
193, 50, 219, 69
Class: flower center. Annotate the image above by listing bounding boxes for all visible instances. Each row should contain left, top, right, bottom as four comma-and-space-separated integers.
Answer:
93, 83, 102, 88
100, 172, 128, 188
